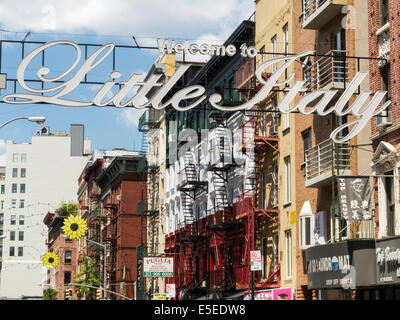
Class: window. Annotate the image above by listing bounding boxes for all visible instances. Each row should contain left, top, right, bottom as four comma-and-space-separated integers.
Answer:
20, 184, 25, 193
377, 63, 391, 126
260, 170, 267, 209
10, 231, 15, 241
12, 154, 18, 163
300, 202, 327, 249
283, 23, 289, 56
272, 164, 278, 208
11, 200, 16, 209
11, 215, 16, 225
0, 200, 3, 209
261, 237, 267, 278
285, 230, 292, 279
271, 96, 278, 136
271, 35, 277, 72
11, 184, 17, 193
64, 271, 71, 285
18, 247, 23, 257
12, 168, 18, 178
0, 185, 4, 194
272, 234, 279, 280
19, 215, 24, 225
18, 231, 24, 241
65, 251, 72, 264
21, 154, 27, 163
300, 212, 312, 249
385, 170, 395, 236
302, 128, 312, 163
260, 45, 266, 63
284, 156, 291, 204
380, 0, 389, 26
9, 247, 15, 257
19, 200, 25, 209
20, 168, 26, 178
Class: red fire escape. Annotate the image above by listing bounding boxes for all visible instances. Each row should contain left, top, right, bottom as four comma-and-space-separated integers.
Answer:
235, 57, 281, 291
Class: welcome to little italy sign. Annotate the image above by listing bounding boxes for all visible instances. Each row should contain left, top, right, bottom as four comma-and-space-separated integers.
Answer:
0, 40, 391, 144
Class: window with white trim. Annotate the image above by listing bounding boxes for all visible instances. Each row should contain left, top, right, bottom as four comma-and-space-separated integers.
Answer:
284, 156, 291, 204
271, 35, 277, 72
285, 230, 292, 279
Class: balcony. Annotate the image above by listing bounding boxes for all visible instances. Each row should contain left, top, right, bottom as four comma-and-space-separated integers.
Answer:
302, 0, 348, 30
303, 50, 348, 91
177, 166, 207, 192
305, 138, 351, 188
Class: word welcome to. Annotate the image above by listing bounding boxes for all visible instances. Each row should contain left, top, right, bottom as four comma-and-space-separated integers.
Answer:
157, 38, 258, 57
2, 41, 391, 143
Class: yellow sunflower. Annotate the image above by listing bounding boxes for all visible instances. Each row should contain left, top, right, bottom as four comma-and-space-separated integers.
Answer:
61, 215, 88, 240
42, 251, 60, 268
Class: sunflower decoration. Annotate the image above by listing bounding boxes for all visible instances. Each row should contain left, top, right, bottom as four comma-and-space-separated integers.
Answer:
61, 215, 88, 240
42, 251, 60, 268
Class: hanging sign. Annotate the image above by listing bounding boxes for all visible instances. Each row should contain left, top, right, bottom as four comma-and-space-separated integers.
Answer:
337, 176, 372, 221
143, 257, 174, 277
250, 250, 262, 271
1, 40, 391, 143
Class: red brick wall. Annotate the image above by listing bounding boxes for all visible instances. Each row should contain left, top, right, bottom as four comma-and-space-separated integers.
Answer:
48, 235, 78, 300
101, 171, 147, 299
369, 0, 400, 237
369, 0, 399, 138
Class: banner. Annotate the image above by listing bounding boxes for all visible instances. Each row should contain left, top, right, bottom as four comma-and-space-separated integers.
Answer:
337, 176, 372, 221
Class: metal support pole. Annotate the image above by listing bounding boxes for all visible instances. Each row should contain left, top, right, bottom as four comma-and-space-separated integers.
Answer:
104, 243, 107, 299
251, 271, 255, 300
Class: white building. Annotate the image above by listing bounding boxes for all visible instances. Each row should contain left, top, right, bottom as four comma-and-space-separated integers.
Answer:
0, 124, 91, 299
165, 112, 254, 238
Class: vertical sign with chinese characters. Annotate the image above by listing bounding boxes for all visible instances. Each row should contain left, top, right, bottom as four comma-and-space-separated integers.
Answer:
337, 176, 372, 221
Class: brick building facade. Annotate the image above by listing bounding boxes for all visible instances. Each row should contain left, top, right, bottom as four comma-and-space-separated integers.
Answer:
96, 156, 147, 299
369, 0, 400, 239
44, 212, 78, 300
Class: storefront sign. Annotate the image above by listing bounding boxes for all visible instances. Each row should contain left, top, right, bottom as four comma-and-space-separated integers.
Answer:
152, 293, 167, 300
250, 250, 262, 271
337, 176, 372, 220
1, 41, 390, 144
305, 240, 376, 289
376, 236, 400, 284
143, 257, 174, 277
243, 288, 294, 300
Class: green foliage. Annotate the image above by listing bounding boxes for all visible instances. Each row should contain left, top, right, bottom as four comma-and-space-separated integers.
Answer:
43, 287, 58, 300
56, 201, 78, 217
73, 253, 101, 300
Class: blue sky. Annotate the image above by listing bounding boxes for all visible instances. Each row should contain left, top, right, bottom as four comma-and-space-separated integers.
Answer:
0, 0, 254, 165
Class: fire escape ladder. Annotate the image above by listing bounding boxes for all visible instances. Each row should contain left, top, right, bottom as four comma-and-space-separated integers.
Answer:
182, 192, 195, 236
183, 241, 194, 288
